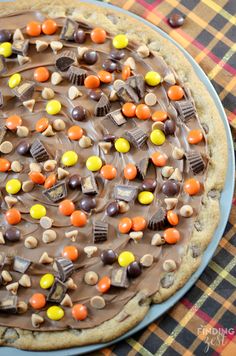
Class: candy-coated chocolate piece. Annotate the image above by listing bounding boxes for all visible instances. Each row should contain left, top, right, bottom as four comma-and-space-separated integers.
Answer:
59, 199, 75, 216
8, 73, 21, 89
136, 104, 151, 120
42, 19, 58, 35
4, 227, 21, 242
47, 306, 64, 321
46, 100, 61, 115
67, 125, 83, 140
142, 178, 157, 192
74, 29, 86, 43
0, 42, 12, 58
86, 155, 102, 172
29, 293, 46, 310
6, 178, 21, 194
91, 28, 106, 44
0, 30, 11, 43
115, 138, 130, 153
0, 158, 11, 172
118, 217, 132, 234
164, 228, 180, 244
62, 245, 79, 261
83, 50, 98, 65
124, 163, 137, 180
6, 114, 22, 130
151, 151, 168, 166
118, 251, 135, 267
162, 180, 180, 196
100, 164, 117, 180
26, 21, 41, 36
122, 102, 136, 118
72, 304, 88, 320
97, 276, 111, 293
30, 204, 47, 219
79, 196, 96, 213
61, 150, 78, 167
138, 191, 154, 205
71, 106, 86, 121
40, 273, 55, 289
34, 67, 50, 82
5, 208, 21, 225
17, 141, 31, 155
167, 85, 184, 101
70, 210, 87, 227
68, 174, 81, 189
152, 111, 168, 122
187, 130, 203, 144
150, 129, 166, 145
127, 261, 142, 278
145, 71, 161, 86
106, 201, 119, 216
184, 178, 201, 195
132, 216, 146, 231
101, 249, 117, 265
112, 34, 128, 49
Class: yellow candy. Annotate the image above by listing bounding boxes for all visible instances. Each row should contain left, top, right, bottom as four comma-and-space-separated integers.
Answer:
86, 156, 102, 172
46, 100, 61, 115
145, 71, 161, 86
30, 204, 46, 219
150, 129, 166, 145
61, 150, 78, 167
112, 34, 128, 49
8, 73, 21, 89
6, 179, 21, 194
0, 42, 12, 58
118, 251, 135, 267
47, 306, 64, 321
138, 191, 154, 205
115, 138, 130, 153
40, 273, 55, 289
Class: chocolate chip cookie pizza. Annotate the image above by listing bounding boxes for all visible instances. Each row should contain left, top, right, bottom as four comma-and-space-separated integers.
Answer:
0, 0, 227, 350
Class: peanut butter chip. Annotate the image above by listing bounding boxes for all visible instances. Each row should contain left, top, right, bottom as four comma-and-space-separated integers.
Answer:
22, 180, 34, 193
39, 252, 53, 264
77, 46, 88, 58
90, 296, 106, 309
6, 282, 19, 295
50, 40, 63, 53
169, 167, 182, 181
172, 146, 185, 160
42, 87, 55, 100
36, 40, 48, 52
16, 125, 29, 137
0, 232, 5, 245
24, 236, 38, 249
0, 141, 13, 154
65, 278, 77, 290
68, 86, 82, 100
161, 166, 174, 178
151, 233, 165, 246
40, 216, 53, 229
79, 135, 92, 148
140, 254, 154, 267
23, 99, 35, 112
51, 72, 63, 85
30, 162, 42, 172
98, 141, 112, 154
60, 293, 73, 307
31, 314, 44, 328
84, 271, 98, 286
42, 229, 57, 243
124, 57, 136, 70
129, 231, 143, 242
11, 160, 23, 173
118, 200, 130, 213
13, 28, 24, 41
163, 259, 177, 272
137, 44, 150, 58
17, 301, 28, 314
164, 198, 178, 210
5, 196, 18, 208
19, 274, 31, 288
180, 205, 193, 217
84, 246, 98, 258
65, 230, 78, 241
113, 79, 125, 91
152, 121, 164, 131
42, 124, 55, 137
1, 270, 12, 283
52, 118, 66, 131
57, 167, 69, 180
43, 160, 57, 172
144, 93, 157, 106
109, 89, 118, 102
17, 55, 30, 66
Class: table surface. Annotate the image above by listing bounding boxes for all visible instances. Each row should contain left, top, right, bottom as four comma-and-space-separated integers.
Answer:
91, 1, 236, 355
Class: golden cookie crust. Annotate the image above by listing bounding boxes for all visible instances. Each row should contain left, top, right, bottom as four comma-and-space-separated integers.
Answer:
0, 0, 227, 350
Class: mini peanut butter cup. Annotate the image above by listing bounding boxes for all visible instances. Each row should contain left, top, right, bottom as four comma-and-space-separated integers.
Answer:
124, 127, 148, 148
185, 150, 205, 174
148, 207, 167, 230
68, 66, 87, 85
94, 94, 111, 116
30, 139, 50, 162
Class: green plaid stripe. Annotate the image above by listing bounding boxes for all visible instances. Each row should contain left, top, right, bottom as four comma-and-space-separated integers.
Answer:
91, 1, 236, 355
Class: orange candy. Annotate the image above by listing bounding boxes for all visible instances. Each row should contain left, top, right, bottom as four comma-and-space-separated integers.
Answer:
5, 208, 21, 225
151, 111, 168, 122
184, 178, 201, 196
84, 75, 100, 89
124, 163, 137, 180
151, 151, 168, 167
26, 21, 41, 37
67, 126, 83, 141
187, 130, 203, 144
98, 70, 112, 83
70, 210, 87, 227
100, 164, 117, 180
164, 228, 180, 244
167, 210, 179, 226
6, 114, 22, 130
0, 158, 10, 172
132, 216, 146, 232
62, 245, 79, 261
97, 276, 111, 293
72, 304, 88, 321
29, 171, 46, 185
122, 102, 136, 118
90, 27, 106, 44
35, 117, 49, 133
59, 199, 75, 216
122, 65, 131, 80
118, 217, 132, 234
44, 174, 56, 189
29, 293, 46, 310
42, 19, 58, 35
167, 85, 184, 101
34, 67, 50, 82
136, 104, 151, 120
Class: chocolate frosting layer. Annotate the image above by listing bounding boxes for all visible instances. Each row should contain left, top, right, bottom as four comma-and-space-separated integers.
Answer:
0, 11, 207, 331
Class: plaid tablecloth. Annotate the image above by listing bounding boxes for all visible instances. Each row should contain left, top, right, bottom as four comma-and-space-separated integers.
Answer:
93, 1, 236, 355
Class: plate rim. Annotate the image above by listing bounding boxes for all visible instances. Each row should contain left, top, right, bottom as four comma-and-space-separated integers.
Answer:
1, 0, 235, 354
